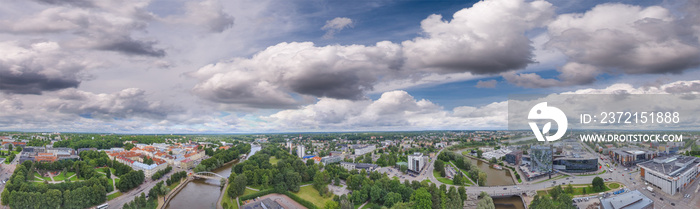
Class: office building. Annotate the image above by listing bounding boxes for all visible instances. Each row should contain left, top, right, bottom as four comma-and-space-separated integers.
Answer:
321, 156, 342, 165
353, 145, 376, 156
505, 150, 523, 165
637, 155, 700, 195
297, 145, 305, 158
408, 153, 425, 172
553, 152, 598, 173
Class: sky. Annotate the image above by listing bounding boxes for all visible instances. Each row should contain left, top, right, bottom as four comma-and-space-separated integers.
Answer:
0, 0, 699, 133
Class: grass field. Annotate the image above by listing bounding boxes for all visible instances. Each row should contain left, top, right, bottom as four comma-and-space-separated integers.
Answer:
608, 182, 620, 189
269, 156, 279, 165
243, 188, 257, 196
293, 185, 334, 208
537, 183, 612, 197
34, 173, 52, 181
53, 172, 67, 181
433, 170, 454, 185
167, 180, 180, 191
107, 192, 122, 200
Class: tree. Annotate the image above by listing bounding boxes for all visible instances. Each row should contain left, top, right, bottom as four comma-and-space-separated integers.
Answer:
489, 157, 497, 164
592, 177, 605, 192
339, 195, 353, 209
477, 150, 483, 158
399, 164, 408, 173
411, 188, 432, 209
384, 192, 402, 207
370, 185, 383, 203
478, 171, 487, 186
477, 192, 495, 209
105, 167, 112, 179
143, 157, 154, 165
124, 143, 134, 151
8, 144, 12, 152
566, 184, 574, 194
435, 160, 445, 177
458, 186, 467, 201
529, 194, 554, 209
550, 185, 563, 200
16, 146, 22, 152
233, 174, 247, 197
446, 187, 463, 209
324, 201, 339, 209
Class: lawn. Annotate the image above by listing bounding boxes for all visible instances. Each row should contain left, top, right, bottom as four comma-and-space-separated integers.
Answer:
243, 188, 257, 196
53, 172, 67, 181
269, 156, 279, 165
293, 185, 334, 208
115, 178, 120, 186
107, 192, 122, 200
108, 178, 114, 188
34, 173, 52, 181
538, 183, 612, 197
433, 170, 454, 185
608, 182, 620, 189
167, 179, 181, 190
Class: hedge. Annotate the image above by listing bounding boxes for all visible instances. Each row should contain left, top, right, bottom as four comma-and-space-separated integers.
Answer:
283, 191, 318, 209
239, 189, 275, 201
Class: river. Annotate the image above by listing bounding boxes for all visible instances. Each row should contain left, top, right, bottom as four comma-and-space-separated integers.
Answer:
467, 157, 515, 186
166, 144, 261, 209
493, 196, 526, 209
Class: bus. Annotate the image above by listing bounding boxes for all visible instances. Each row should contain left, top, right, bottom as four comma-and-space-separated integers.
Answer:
97, 203, 108, 209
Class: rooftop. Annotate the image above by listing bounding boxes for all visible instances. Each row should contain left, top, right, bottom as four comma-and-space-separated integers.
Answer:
600, 190, 653, 209
637, 155, 700, 177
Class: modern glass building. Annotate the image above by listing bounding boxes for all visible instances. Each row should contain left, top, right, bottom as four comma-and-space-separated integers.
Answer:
553, 157, 598, 173
530, 145, 553, 173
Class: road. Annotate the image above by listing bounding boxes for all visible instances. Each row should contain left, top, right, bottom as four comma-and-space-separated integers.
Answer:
107, 167, 190, 209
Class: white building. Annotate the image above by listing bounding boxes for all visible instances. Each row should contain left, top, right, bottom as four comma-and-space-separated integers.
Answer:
353, 145, 376, 156
637, 155, 700, 195
408, 153, 425, 172
297, 145, 306, 158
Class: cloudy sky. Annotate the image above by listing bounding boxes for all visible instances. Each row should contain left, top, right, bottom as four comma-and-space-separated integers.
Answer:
1, 0, 700, 133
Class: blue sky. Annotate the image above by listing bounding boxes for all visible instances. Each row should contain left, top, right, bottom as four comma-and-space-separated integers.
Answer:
0, 0, 699, 133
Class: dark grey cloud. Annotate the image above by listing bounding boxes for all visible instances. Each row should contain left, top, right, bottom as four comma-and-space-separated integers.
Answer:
46, 88, 177, 120
0, 70, 79, 94
96, 37, 166, 57
33, 0, 94, 7
0, 42, 86, 94
505, 2, 700, 88
287, 70, 374, 100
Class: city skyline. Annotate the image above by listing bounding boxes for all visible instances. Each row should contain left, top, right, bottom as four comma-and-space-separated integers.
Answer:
1, 0, 700, 133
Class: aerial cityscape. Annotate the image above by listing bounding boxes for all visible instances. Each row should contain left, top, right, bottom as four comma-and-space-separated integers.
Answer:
1, 0, 700, 209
